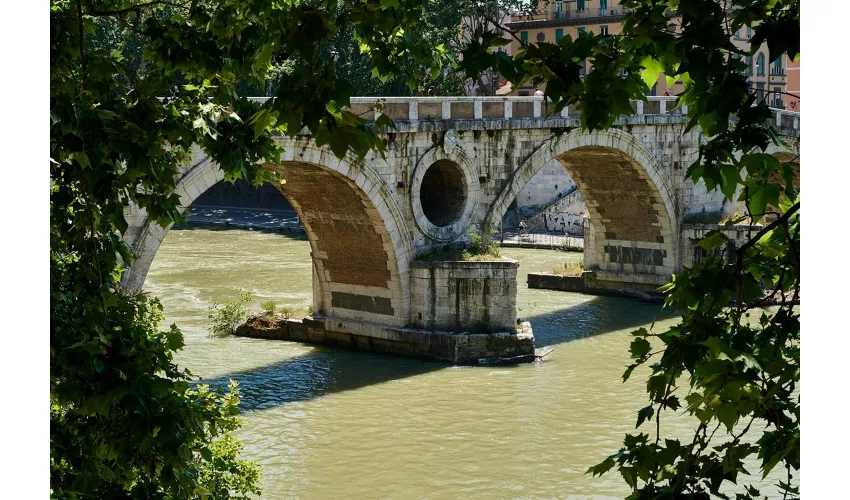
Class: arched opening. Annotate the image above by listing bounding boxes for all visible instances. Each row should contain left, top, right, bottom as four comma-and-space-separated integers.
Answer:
419, 160, 467, 227
487, 130, 678, 290
502, 159, 585, 237
122, 151, 411, 326
185, 177, 302, 231
266, 162, 401, 320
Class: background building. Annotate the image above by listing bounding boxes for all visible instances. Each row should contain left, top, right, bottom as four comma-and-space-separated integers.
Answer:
784, 55, 800, 111
504, 0, 790, 106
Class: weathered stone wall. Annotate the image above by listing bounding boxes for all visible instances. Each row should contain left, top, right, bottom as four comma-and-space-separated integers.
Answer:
122, 100, 799, 318
118, 99, 798, 363
235, 315, 535, 364
679, 223, 760, 269
409, 260, 518, 332
513, 161, 577, 208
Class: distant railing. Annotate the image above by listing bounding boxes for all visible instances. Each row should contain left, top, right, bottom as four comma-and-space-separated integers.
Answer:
552, 7, 630, 20
247, 95, 800, 132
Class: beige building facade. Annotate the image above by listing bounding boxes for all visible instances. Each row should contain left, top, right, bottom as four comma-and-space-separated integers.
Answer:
504, 1, 789, 106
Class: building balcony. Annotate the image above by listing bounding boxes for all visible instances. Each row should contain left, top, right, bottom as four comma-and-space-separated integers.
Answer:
508, 7, 631, 29
553, 7, 630, 20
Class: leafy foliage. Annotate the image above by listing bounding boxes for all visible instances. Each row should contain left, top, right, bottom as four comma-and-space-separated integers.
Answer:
458, 0, 800, 497
49, 290, 261, 497
50, 0, 456, 497
329, 1, 472, 96
208, 290, 255, 338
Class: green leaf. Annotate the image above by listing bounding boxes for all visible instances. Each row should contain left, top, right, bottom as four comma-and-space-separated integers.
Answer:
636, 405, 654, 428
718, 164, 743, 201
698, 231, 729, 251
640, 56, 663, 90
587, 455, 616, 477
69, 151, 90, 169
715, 402, 739, 431
251, 109, 271, 140
630, 337, 651, 358
623, 363, 638, 382
748, 183, 780, 220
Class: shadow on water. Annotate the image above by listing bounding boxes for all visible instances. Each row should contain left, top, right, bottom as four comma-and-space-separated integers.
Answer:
199, 296, 676, 413
524, 295, 678, 348
197, 345, 447, 412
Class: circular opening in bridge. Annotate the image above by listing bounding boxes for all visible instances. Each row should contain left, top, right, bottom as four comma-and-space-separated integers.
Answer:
420, 160, 467, 227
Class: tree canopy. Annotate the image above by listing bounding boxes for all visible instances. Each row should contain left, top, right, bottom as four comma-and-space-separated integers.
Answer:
50, 0, 453, 496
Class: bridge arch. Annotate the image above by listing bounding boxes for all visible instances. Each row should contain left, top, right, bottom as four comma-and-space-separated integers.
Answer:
122, 141, 414, 326
487, 128, 680, 288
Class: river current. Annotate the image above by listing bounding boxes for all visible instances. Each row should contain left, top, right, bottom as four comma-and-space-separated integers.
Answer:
145, 227, 785, 499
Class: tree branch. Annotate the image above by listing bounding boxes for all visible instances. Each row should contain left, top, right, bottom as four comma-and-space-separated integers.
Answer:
736, 202, 800, 257
77, 0, 86, 81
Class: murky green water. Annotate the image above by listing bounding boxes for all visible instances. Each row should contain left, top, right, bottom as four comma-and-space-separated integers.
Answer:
146, 228, 784, 499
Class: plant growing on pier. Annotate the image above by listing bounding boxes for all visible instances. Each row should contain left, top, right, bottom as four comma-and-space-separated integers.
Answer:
551, 258, 583, 277
208, 290, 255, 338
467, 220, 501, 257
261, 300, 277, 317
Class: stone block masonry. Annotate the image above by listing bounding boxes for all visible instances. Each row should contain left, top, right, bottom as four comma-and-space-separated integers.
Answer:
235, 315, 536, 365
122, 96, 798, 363
409, 260, 519, 332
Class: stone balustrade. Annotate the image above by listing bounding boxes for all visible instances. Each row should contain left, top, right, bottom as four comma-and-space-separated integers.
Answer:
248, 95, 800, 133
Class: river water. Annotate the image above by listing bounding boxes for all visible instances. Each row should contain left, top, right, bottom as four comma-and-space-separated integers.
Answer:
145, 227, 785, 499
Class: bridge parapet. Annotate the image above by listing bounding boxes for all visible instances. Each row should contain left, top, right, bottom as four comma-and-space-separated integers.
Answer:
248, 96, 799, 136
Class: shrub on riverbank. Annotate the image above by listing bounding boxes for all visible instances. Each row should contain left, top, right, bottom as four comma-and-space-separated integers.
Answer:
208, 290, 254, 337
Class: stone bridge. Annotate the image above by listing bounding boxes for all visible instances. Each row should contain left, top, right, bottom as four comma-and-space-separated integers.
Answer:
121, 96, 799, 363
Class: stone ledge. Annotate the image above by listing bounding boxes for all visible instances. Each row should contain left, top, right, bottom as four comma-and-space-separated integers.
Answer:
410, 259, 519, 269
527, 272, 666, 303
235, 315, 536, 365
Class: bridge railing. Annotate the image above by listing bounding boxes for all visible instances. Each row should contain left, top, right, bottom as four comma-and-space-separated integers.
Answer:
248, 96, 799, 131
345, 96, 689, 122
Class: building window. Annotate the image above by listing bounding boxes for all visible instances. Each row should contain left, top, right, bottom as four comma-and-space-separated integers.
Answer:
773, 57, 783, 75
555, 1, 563, 19
774, 88, 782, 107
746, 26, 751, 39
746, 55, 753, 76
756, 82, 765, 102
577, 0, 585, 12
756, 52, 765, 76
520, 31, 528, 44
537, 32, 545, 42
600, 25, 608, 35
555, 29, 563, 41
579, 60, 586, 78
600, 0, 608, 14
578, 27, 586, 36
